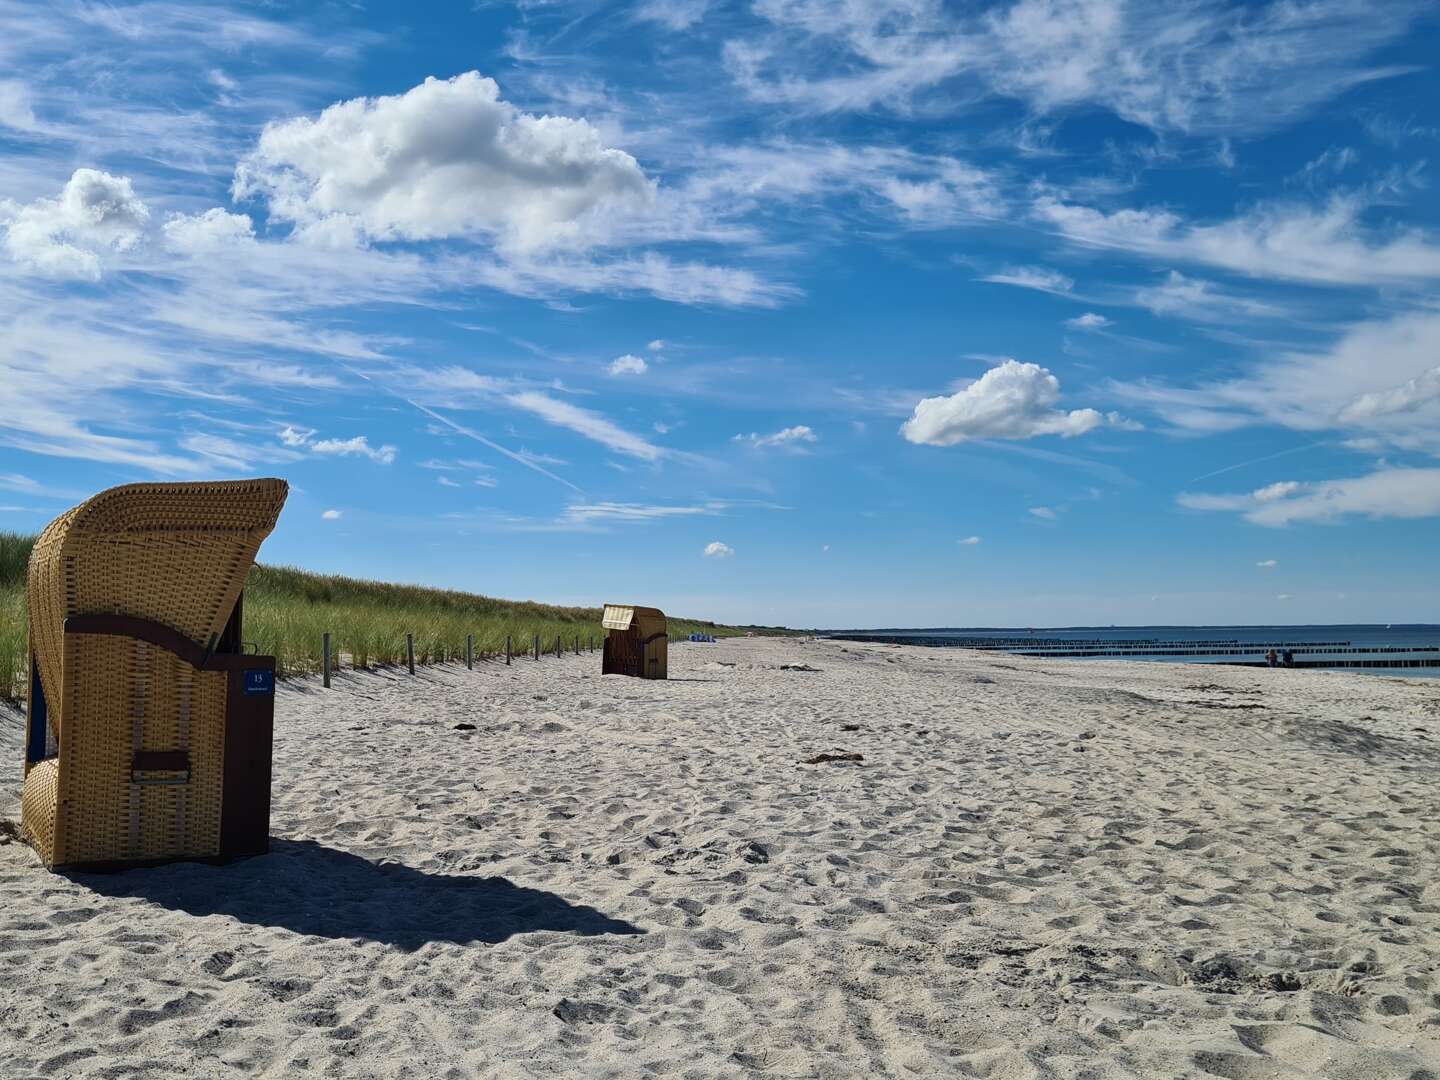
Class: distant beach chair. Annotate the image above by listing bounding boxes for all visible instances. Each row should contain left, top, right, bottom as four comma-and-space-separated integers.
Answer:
21, 479, 288, 871
601, 604, 667, 679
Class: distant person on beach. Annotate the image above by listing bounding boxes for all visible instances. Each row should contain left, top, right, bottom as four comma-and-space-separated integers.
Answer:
1282, 649, 1294, 668
1266, 649, 1278, 667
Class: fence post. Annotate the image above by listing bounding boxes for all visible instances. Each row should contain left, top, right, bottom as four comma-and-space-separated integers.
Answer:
533, 633, 540, 661
506, 635, 512, 665
323, 632, 331, 689
466, 633, 473, 670
406, 633, 415, 675
554, 635, 561, 658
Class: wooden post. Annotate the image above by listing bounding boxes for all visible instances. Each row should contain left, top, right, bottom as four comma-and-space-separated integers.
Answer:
466, 633, 473, 670
574, 634, 579, 655
506, 635, 512, 665
322, 632, 331, 689
555, 635, 562, 658
533, 633, 539, 661
406, 633, 415, 675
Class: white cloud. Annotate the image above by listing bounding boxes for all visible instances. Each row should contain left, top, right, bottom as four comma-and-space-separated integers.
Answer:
1066, 312, 1111, 330
690, 141, 1003, 229
233, 71, 654, 255
647, 339, 667, 351
1179, 467, 1440, 526
1339, 365, 1440, 424
563, 501, 724, 524
163, 208, 255, 252
958, 535, 981, 545
1256, 559, 1277, 568
310, 435, 397, 464
981, 265, 1073, 295
507, 391, 665, 460
1035, 193, 1440, 287
437, 476, 461, 487
703, 540, 735, 558
1029, 506, 1057, 520
1133, 270, 1280, 322
735, 425, 818, 449
321, 509, 342, 520
278, 425, 315, 446
1, 168, 149, 279
902, 360, 1123, 446
636, 0, 711, 30
607, 353, 648, 376
1276, 593, 1291, 601
730, 0, 1422, 135
1114, 309, 1440, 453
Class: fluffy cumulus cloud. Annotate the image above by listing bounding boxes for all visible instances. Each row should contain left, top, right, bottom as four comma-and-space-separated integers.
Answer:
901, 360, 1124, 446
163, 208, 255, 252
958, 535, 981, 545
1066, 312, 1111, 330
321, 509, 343, 520
1257, 558, 1277, 568
233, 72, 654, 254
735, 425, 818, 449
1179, 468, 1440, 526
703, 540, 735, 558
1, 168, 150, 279
607, 353, 648, 376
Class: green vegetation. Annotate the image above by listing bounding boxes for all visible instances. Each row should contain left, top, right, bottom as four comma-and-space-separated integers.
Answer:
0, 531, 778, 700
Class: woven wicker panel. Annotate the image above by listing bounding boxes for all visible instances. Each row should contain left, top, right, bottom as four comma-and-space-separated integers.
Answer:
27, 479, 287, 742
55, 635, 228, 865
20, 759, 59, 866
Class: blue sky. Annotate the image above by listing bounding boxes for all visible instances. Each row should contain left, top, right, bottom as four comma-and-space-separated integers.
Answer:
1, 1, 1438, 628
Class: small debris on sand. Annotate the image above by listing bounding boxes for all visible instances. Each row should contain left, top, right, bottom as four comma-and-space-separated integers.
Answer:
780, 663, 821, 672
802, 752, 863, 765
452, 723, 476, 731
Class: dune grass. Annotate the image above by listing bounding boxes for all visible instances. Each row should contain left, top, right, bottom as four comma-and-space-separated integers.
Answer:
0, 531, 777, 700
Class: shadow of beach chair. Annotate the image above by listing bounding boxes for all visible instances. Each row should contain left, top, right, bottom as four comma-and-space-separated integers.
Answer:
21, 479, 288, 871
601, 603, 667, 679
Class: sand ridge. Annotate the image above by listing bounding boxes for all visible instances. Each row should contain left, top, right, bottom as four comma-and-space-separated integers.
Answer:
0, 637, 1437, 1078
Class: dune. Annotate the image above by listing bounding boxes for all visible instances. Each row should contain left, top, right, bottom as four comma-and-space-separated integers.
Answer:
1, 637, 1437, 1077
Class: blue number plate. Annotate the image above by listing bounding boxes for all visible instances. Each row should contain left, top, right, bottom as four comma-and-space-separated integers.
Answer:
243, 669, 274, 695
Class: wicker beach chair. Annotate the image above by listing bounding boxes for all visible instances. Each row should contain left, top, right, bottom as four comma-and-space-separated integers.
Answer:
21, 479, 288, 871
601, 604, 667, 679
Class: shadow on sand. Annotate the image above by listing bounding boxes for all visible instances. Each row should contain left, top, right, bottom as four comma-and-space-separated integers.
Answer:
70, 839, 643, 949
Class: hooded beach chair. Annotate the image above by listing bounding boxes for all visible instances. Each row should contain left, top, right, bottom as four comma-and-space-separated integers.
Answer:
601, 604, 667, 679
21, 479, 288, 871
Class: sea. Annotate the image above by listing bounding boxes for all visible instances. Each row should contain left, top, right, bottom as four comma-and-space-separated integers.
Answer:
825, 625, 1440, 677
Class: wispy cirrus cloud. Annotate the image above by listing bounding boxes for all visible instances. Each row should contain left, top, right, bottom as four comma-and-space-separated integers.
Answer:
1034, 192, 1440, 287
1180, 467, 1440, 526
726, 0, 1423, 136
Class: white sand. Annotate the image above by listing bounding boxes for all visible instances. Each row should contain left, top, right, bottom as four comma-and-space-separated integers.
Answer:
1, 636, 1438, 1078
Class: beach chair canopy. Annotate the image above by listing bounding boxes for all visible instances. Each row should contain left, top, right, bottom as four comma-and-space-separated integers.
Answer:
22, 478, 288, 870
600, 603, 667, 680
602, 604, 666, 635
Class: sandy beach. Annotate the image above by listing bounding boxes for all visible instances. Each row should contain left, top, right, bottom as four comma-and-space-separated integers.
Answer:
1, 636, 1437, 1078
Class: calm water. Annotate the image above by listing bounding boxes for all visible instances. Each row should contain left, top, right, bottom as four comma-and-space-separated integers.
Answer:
828, 625, 1440, 676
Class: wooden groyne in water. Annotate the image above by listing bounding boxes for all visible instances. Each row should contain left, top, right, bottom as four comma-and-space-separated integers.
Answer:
825, 635, 1440, 670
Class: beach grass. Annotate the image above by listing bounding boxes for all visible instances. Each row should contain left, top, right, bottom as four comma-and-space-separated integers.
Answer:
0, 531, 774, 700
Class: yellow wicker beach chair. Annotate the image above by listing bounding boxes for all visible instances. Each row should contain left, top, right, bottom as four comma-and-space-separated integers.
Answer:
21, 479, 288, 871
601, 604, 667, 680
